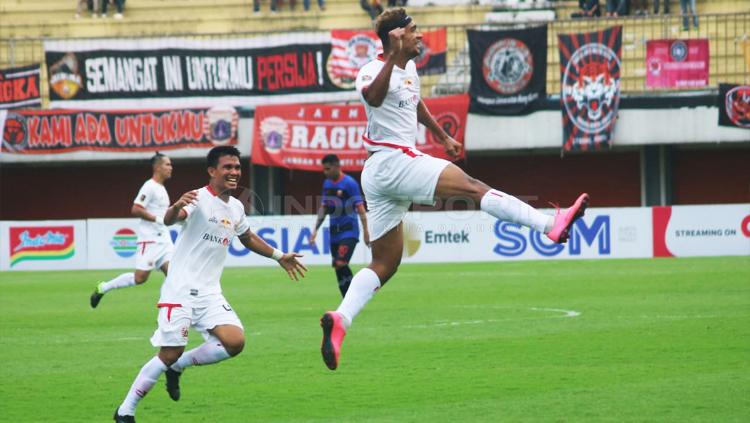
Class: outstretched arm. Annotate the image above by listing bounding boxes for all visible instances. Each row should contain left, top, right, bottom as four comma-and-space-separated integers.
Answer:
417, 100, 462, 159
238, 230, 307, 281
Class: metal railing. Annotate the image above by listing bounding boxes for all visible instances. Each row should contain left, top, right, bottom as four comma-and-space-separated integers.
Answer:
0, 12, 747, 106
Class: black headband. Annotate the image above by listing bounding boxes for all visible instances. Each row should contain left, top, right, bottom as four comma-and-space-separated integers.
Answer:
377, 15, 413, 43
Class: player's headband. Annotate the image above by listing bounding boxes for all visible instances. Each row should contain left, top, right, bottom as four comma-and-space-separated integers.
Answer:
377, 15, 413, 44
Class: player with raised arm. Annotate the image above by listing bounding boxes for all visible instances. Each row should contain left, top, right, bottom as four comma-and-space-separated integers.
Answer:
91, 152, 174, 309
310, 154, 370, 297
113, 146, 307, 423
319, 8, 589, 371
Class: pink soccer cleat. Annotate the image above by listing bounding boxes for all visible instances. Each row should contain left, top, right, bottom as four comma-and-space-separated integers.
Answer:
546, 193, 590, 243
320, 311, 347, 370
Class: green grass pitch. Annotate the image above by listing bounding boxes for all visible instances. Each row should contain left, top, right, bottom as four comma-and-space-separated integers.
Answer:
1, 257, 749, 422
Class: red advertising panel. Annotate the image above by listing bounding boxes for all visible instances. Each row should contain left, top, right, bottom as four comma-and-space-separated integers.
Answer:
252, 94, 469, 171
9, 226, 75, 267
646, 39, 709, 89
1, 106, 238, 154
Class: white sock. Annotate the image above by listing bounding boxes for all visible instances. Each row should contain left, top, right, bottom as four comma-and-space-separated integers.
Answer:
480, 189, 553, 233
118, 356, 167, 416
100, 273, 136, 293
336, 267, 381, 328
170, 336, 230, 373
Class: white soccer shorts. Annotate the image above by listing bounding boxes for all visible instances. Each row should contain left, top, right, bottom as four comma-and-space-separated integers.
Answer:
150, 294, 244, 347
362, 147, 450, 241
135, 240, 174, 271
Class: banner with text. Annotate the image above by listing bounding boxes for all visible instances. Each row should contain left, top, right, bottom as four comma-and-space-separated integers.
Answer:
468, 26, 547, 115
0, 64, 42, 110
44, 35, 355, 109
251, 94, 469, 171
559, 26, 622, 151
646, 39, 709, 89
1, 107, 238, 154
718, 83, 750, 129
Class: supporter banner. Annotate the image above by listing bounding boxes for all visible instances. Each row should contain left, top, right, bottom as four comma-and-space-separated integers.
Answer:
652, 204, 750, 258
467, 26, 547, 115
251, 94, 469, 171
559, 26, 622, 151
1, 106, 238, 154
44, 35, 355, 109
0, 64, 42, 110
646, 39, 709, 89
718, 83, 750, 129
0, 220, 87, 271
327, 28, 447, 89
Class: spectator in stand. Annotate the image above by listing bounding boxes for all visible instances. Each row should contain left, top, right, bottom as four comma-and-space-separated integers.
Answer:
254, 0, 278, 13
388, 0, 407, 6
101, 0, 125, 19
571, 0, 601, 18
679, 0, 698, 30
304, 0, 326, 11
631, 0, 648, 15
605, 0, 628, 17
75, 0, 100, 18
361, 0, 384, 21
653, 0, 669, 14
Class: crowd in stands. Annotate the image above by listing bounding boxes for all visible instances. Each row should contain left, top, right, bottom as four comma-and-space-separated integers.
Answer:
253, 0, 326, 13
574, 0, 698, 29
361, 0, 408, 21
75, 0, 125, 19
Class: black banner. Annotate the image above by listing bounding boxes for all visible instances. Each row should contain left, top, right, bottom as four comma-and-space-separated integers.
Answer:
718, 83, 750, 129
1, 107, 238, 154
0, 64, 42, 110
45, 39, 347, 108
559, 26, 622, 151
468, 26, 547, 115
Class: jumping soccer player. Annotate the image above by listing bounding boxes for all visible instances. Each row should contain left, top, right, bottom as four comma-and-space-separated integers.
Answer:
319, 8, 589, 370
310, 154, 370, 297
91, 152, 174, 308
113, 146, 307, 423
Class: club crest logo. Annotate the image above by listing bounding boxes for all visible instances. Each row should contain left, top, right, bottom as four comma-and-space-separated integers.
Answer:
1, 112, 28, 152
327, 34, 379, 89
725, 85, 750, 128
562, 43, 621, 134
482, 38, 534, 95
259, 116, 288, 154
48, 52, 83, 100
204, 106, 238, 146
670, 40, 688, 62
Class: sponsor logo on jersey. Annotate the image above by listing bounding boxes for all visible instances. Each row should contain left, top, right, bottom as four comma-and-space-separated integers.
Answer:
562, 43, 620, 134
202, 232, 230, 246
482, 38, 534, 95
110, 228, 138, 258
9, 226, 75, 267
48, 53, 83, 99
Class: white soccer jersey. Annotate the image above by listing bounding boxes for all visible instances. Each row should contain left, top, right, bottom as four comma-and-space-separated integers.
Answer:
133, 178, 171, 243
157, 186, 250, 305
355, 56, 421, 153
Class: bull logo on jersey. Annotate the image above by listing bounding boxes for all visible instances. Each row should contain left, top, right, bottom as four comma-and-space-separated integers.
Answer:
725, 86, 750, 128
483, 38, 534, 95
258, 116, 288, 154
1, 113, 28, 152
562, 44, 620, 134
48, 52, 82, 99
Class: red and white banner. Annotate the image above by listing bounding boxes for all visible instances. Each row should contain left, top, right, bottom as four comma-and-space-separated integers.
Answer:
0, 64, 42, 110
251, 94, 469, 171
646, 39, 709, 89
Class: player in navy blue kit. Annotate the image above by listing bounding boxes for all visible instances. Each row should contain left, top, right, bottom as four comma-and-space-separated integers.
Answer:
310, 154, 370, 297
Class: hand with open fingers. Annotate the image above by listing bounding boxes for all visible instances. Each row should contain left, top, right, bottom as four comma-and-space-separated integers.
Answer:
443, 136, 462, 158
389, 27, 406, 56
278, 253, 308, 281
174, 190, 198, 209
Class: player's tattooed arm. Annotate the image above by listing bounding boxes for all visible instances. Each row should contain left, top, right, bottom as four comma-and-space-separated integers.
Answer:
164, 190, 197, 225
417, 100, 462, 158
238, 230, 308, 281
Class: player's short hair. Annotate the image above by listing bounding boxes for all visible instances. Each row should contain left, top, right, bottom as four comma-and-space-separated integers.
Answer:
150, 152, 166, 166
207, 146, 241, 168
375, 8, 412, 50
321, 154, 340, 165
